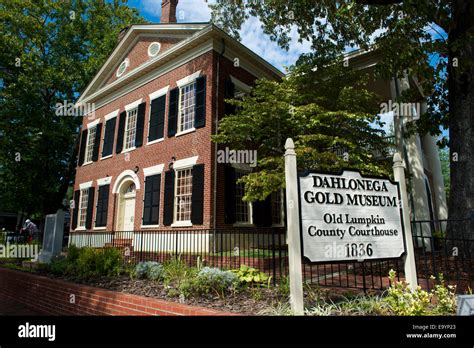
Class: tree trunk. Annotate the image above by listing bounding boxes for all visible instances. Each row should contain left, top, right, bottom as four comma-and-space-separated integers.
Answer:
447, 0, 474, 243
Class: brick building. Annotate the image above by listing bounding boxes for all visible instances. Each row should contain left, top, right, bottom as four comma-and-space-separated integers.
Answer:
70, 0, 285, 248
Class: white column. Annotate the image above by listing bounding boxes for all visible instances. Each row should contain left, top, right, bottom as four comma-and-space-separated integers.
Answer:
420, 101, 448, 221
390, 76, 432, 244
393, 153, 419, 290
284, 138, 304, 315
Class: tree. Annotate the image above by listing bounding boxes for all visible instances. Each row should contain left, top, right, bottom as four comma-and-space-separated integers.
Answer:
210, 0, 474, 233
212, 61, 391, 202
0, 0, 145, 220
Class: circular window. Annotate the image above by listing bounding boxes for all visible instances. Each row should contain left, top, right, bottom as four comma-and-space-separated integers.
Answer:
148, 42, 161, 57
116, 59, 129, 77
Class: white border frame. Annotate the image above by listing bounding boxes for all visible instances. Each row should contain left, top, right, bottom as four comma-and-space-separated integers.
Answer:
176, 70, 201, 88
173, 156, 198, 170
143, 164, 164, 177
147, 41, 162, 57
116, 58, 129, 78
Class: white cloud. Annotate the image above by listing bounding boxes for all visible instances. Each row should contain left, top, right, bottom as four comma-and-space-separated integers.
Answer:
140, 0, 311, 71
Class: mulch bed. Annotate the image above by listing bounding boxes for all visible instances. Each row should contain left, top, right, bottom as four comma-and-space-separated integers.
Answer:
27, 268, 289, 315
1, 260, 373, 315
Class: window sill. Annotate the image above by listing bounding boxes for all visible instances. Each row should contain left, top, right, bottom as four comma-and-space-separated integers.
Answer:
121, 146, 136, 154
171, 221, 192, 228
233, 223, 254, 228
141, 224, 160, 229
75, 227, 86, 231
93, 226, 107, 230
100, 154, 113, 161
146, 138, 164, 146
175, 128, 195, 137
82, 161, 93, 167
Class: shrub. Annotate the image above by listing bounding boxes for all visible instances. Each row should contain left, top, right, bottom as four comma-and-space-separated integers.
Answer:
148, 263, 164, 281
134, 262, 149, 279
385, 269, 431, 315
49, 257, 71, 276
180, 267, 238, 298
385, 270, 456, 316
95, 247, 123, 277
162, 256, 196, 286
133, 261, 164, 281
232, 265, 271, 287
75, 247, 100, 277
46, 246, 124, 279
430, 274, 457, 315
67, 244, 80, 263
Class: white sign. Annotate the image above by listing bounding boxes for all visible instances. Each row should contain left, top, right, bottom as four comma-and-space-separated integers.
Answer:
299, 170, 405, 262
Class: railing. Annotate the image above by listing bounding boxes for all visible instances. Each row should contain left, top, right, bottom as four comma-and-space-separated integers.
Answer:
411, 219, 473, 292
69, 227, 288, 284
67, 219, 473, 292
300, 219, 473, 292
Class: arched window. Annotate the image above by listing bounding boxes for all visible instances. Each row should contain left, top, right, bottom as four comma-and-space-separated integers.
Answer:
125, 182, 136, 194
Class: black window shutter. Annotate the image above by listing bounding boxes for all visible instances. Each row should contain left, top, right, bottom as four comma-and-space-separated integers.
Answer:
194, 76, 206, 128
95, 185, 109, 227
143, 174, 161, 225
224, 79, 236, 116
168, 88, 179, 137
102, 117, 116, 157
72, 190, 80, 229
191, 164, 204, 225
149, 95, 166, 142
252, 200, 263, 226
135, 102, 146, 148
224, 166, 236, 224
85, 187, 95, 229
78, 129, 88, 166
262, 196, 273, 227
115, 111, 126, 153
163, 170, 175, 226
91, 123, 102, 162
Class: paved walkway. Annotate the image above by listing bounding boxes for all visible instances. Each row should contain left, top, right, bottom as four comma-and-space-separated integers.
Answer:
0, 296, 45, 315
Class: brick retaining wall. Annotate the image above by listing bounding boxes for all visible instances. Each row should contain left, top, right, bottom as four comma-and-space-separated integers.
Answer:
0, 268, 233, 316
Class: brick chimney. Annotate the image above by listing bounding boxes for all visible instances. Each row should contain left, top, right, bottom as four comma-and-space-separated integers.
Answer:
161, 0, 179, 24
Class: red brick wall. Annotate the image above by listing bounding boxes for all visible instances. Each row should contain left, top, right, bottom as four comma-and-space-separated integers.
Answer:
0, 268, 232, 316
105, 37, 183, 86
74, 41, 281, 232
75, 51, 217, 231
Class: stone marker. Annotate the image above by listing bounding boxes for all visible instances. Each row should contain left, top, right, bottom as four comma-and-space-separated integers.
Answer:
457, 295, 474, 316
37, 209, 65, 263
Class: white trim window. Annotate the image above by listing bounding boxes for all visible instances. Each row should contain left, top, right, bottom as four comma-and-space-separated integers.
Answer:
235, 172, 252, 224
178, 81, 196, 133
174, 168, 193, 223
78, 188, 89, 228
124, 107, 138, 150
84, 126, 97, 164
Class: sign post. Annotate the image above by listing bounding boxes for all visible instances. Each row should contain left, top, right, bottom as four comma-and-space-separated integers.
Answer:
284, 138, 304, 315
392, 153, 418, 290
283, 138, 418, 313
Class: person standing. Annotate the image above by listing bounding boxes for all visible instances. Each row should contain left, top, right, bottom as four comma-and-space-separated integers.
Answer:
22, 219, 38, 243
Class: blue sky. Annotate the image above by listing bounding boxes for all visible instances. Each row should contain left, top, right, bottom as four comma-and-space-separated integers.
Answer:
126, 0, 311, 73
125, 0, 448, 138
